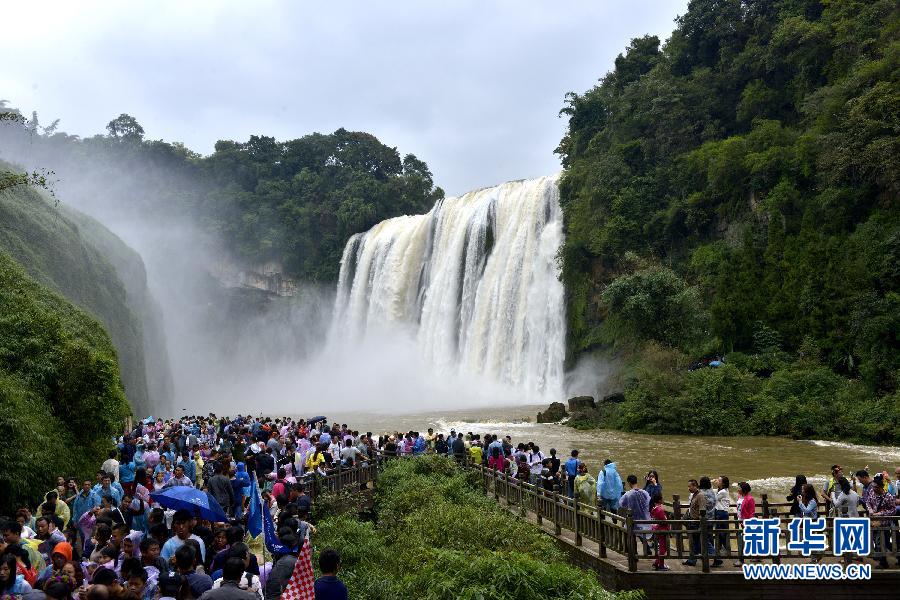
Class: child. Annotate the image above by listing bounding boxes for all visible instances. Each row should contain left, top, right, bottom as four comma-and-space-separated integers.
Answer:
650, 493, 669, 571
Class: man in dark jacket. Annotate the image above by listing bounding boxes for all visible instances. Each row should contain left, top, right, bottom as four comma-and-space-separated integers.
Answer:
207, 463, 235, 517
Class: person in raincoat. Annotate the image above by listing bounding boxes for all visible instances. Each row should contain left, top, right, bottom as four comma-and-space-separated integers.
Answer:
574, 463, 597, 510
596, 459, 624, 512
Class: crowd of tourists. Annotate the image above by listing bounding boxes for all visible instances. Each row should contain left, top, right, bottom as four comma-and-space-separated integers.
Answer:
2, 415, 900, 600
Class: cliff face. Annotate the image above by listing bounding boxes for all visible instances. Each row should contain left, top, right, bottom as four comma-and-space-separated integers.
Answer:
0, 181, 172, 416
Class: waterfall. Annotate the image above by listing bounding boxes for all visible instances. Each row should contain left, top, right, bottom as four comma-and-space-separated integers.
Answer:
332, 175, 565, 400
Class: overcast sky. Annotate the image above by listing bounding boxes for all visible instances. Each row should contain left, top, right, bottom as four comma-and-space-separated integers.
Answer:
1, 1, 687, 196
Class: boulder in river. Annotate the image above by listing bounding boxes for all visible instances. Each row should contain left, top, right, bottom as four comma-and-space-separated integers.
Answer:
536, 402, 569, 423
567, 396, 596, 412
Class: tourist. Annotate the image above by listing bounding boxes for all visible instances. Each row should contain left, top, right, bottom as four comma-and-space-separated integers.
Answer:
528, 445, 545, 485
683, 478, 717, 567
264, 533, 299, 600
209, 545, 261, 598
0, 554, 33, 596
855, 469, 873, 508
696, 477, 721, 566
798, 484, 818, 518
831, 476, 860, 517
314, 548, 348, 600
174, 545, 214, 596
469, 439, 484, 466
597, 460, 623, 513
161, 510, 207, 564
123, 561, 155, 600
208, 463, 235, 516
101, 451, 120, 483
35, 540, 71, 588
201, 557, 259, 599
650, 493, 669, 571
487, 446, 505, 472
787, 474, 807, 517
564, 450, 582, 499
644, 470, 661, 500
574, 463, 596, 507
734, 482, 755, 567
163, 464, 193, 488
451, 433, 466, 462
866, 474, 896, 568
714, 476, 730, 559
821, 464, 844, 508
619, 475, 651, 556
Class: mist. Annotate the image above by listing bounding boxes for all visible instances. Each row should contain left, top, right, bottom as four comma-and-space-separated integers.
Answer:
0, 125, 579, 418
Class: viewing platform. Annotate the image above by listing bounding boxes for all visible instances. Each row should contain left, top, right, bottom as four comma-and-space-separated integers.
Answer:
294, 456, 900, 599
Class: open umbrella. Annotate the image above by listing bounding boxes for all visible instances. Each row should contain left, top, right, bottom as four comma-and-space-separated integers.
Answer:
150, 486, 229, 522
143, 416, 155, 424
306, 416, 327, 426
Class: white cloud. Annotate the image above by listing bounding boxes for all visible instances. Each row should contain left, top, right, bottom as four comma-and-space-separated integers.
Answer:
0, 0, 686, 195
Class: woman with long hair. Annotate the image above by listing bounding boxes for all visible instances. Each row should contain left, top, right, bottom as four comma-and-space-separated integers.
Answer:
787, 474, 807, 517
0, 553, 33, 596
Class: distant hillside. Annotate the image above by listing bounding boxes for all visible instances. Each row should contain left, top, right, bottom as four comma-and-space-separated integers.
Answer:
0, 174, 171, 415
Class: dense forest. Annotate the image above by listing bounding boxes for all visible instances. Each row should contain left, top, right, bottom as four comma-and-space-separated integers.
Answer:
557, 0, 898, 441
0, 111, 444, 282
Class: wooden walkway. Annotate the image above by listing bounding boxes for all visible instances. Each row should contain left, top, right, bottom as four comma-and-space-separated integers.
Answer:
292, 457, 900, 599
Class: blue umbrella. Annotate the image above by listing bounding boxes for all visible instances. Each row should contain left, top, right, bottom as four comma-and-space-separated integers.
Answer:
143, 416, 155, 424
307, 416, 327, 425
150, 486, 229, 522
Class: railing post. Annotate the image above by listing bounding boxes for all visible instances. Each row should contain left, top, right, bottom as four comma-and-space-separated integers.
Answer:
700, 509, 710, 573
597, 503, 607, 558
536, 486, 543, 525
761, 494, 770, 517
554, 493, 562, 536
771, 509, 781, 564
494, 468, 500, 501
625, 508, 637, 572
735, 511, 744, 565
574, 496, 582, 546
672, 494, 684, 558
505, 471, 511, 506
337, 463, 343, 491
483, 465, 488, 496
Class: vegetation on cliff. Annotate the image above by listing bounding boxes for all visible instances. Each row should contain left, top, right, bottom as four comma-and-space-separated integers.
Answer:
313, 456, 643, 600
0, 174, 162, 415
557, 0, 898, 441
0, 252, 129, 513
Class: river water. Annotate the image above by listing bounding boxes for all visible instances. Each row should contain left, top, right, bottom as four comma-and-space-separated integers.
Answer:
325, 405, 900, 503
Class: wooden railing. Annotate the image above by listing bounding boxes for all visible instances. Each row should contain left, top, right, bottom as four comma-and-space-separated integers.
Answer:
286, 452, 899, 575
469, 462, 900, 573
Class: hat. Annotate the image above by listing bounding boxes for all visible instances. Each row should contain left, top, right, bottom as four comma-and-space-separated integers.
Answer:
51, 541, 73, 562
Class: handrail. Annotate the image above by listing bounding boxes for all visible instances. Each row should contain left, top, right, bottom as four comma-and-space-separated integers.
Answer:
289, 452, 900, 574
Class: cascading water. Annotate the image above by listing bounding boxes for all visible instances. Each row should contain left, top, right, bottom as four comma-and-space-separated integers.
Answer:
332, 175, 565, 401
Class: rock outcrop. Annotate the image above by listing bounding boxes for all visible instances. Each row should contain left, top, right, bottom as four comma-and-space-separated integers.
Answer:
536, 402, 568, 423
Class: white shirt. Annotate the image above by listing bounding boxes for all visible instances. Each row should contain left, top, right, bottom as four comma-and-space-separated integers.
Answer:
714, 489, 731, 512
102, 458, 120, 481
529, 451, 544, 475
212, 574, 262, 598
